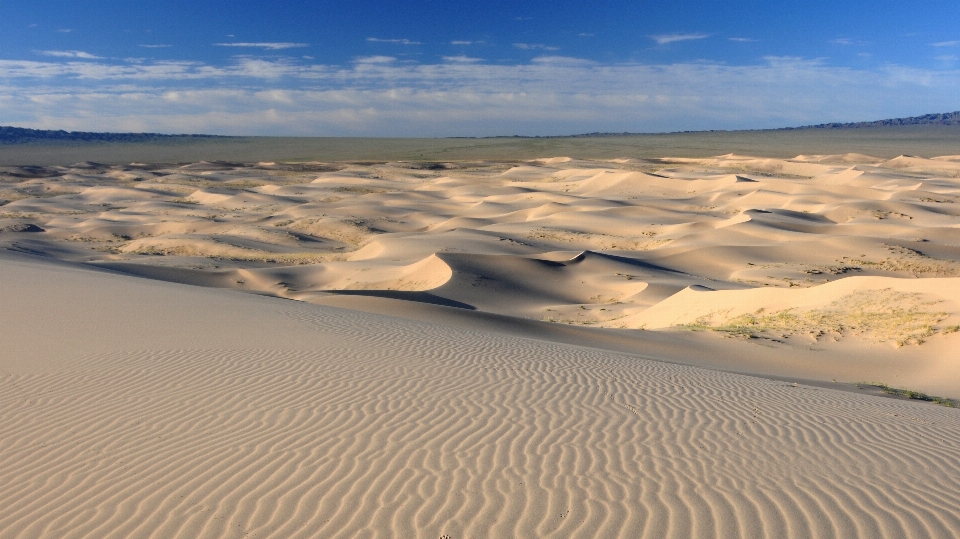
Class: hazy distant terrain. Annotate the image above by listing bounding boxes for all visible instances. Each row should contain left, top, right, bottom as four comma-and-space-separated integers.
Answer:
799, 110, 960, 129
2, 111, 960, 166
0, 125, 224, 145
0, 124, 958, 167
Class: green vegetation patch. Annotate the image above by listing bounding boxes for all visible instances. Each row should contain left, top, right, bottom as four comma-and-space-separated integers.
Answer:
130, 244, 343, 265
856, 383, 958, 407
679, 289, 950, 346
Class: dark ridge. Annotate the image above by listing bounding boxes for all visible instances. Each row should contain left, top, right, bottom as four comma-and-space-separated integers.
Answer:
478, 111, 960, 138
790, 111, 960, 130
0, 126, 229, 144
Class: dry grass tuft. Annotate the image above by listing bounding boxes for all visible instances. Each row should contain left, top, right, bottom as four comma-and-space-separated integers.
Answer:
131, 244, 342, 265
856, 382, 958, 407
680, 289, 950, 346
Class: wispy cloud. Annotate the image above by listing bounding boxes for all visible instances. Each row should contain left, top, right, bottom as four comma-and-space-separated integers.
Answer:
578, 33, 594, 37
354, 55, 396, 64
139, 44, 172, 49
56, 28, 72, 33
650, 33, 711, 45
367, 38, 421, 45
513, 43, 559, 51
3, 56, 959, 137
37, 50, 101, 59
214, 42, 308, 50
729, 37, 757, 43
932, 40, 960, 47
530, 56, 596, 67
830, 38, 871, 46
442, 55, 482, 63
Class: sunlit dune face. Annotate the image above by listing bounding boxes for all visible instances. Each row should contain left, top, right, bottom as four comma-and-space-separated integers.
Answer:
2, 153, 959, 344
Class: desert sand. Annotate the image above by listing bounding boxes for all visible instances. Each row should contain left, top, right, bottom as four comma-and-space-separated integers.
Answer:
2, 151, 960, 538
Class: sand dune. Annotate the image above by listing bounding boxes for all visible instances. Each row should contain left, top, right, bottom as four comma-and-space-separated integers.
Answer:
0, 154, 960, 362
3, 253, 960, 539
3, 152, 960, 536
631, 276, 960, 347
2, 154, 960, 393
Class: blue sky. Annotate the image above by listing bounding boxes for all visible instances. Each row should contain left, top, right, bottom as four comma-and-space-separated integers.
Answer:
1, 0, 959, 136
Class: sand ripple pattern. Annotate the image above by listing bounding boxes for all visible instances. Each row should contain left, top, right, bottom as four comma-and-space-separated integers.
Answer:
2, 306, 960, 538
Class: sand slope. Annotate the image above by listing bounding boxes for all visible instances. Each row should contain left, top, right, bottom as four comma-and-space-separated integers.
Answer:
3, 254, 960, 539
3, 152, 960, 537
3, 154, 960, 393
632, 276, 960, 337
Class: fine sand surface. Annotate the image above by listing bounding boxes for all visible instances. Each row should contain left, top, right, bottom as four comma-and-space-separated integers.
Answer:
2, 153, 960, 393
3, 150, 960, 537
3, 253, 960, 539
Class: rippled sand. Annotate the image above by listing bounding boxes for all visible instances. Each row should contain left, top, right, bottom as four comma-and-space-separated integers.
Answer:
2, 151, 960, 538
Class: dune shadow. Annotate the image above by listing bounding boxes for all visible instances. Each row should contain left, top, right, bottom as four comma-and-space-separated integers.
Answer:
572, 250, 685, 273
326, 289, 476, 310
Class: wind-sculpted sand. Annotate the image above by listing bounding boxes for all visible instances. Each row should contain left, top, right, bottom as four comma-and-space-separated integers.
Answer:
2, 153, 959, 391
3, 255, 960, 539
2, 152, 960, 538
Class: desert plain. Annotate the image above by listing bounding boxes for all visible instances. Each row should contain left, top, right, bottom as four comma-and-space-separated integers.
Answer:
2, 135, 960, 538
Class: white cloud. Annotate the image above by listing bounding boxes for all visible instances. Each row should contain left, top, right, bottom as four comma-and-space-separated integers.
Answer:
38, 50, 102, 59
442, 56, 482, 63
139, 44, 172, 49
0, 59, 300, 80
830, 38, 871, 46
56, 28, 72, 33
932, 40, 960, 47
2, 56, 959, 137
354, 56, 396, 64
513, 43, 560, 51
729, 37, 757, 43
650, 33, 711, 45
451, 41, 473, 45
214, 42, 308, 50
530, 56, 595, 67
367, 38, 421, 45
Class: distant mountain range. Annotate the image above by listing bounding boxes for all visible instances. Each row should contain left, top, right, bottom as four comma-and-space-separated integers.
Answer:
791, 111, 960, 129
494, 111, 960, 138
2, 111, 959, 143
0, 126, 226, 144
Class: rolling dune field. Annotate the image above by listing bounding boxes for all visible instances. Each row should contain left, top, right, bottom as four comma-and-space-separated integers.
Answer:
2, 150, 960, 538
